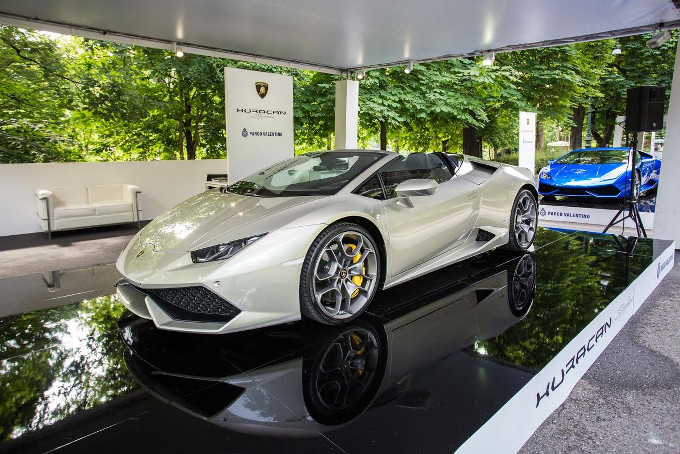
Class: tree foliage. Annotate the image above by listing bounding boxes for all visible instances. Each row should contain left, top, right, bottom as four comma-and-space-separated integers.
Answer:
0, 25, 677, 164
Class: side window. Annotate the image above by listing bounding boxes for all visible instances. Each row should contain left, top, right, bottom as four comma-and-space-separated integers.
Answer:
355, 175, 385, 200
379, 154, 453, 199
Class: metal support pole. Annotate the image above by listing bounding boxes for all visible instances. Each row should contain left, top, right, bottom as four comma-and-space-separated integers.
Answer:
135, 191, 142, 229
45, 198, 52, 240
585, 100, 593, 148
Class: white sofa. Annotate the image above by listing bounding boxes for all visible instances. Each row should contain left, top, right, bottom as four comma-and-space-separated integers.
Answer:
35, 184, 141, 238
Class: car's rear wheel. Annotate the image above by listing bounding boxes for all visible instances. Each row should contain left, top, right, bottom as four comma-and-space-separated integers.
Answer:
506, 189, 537, 251
300, 223, 381, 325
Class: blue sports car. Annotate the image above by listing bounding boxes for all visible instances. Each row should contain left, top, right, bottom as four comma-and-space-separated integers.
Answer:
538, 147, 661, 199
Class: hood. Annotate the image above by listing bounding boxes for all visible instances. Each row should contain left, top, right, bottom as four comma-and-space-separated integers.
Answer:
547, 163, 626, 186
138, 190, 323, 253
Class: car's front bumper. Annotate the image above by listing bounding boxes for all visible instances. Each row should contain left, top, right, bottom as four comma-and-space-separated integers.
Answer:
115, 223, 326, 334
538, 180, 625, 198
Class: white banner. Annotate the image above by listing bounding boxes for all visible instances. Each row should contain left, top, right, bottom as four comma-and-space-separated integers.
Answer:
538, 204, 654, 228
519, 112, 537, 175
224, 67, 293, 182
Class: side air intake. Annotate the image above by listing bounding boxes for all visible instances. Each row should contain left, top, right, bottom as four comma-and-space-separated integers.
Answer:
476, 229, 495, 242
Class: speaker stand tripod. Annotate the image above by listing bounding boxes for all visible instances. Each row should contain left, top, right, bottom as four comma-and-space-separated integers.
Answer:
602, 134, 647, 238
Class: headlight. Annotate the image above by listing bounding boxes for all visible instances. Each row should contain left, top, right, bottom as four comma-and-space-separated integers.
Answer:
191, 233, 267, 263
600, 167, 625, 180
540, 170, 551, 179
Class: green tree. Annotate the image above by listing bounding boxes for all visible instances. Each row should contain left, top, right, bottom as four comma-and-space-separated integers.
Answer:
0, 27, 82, 163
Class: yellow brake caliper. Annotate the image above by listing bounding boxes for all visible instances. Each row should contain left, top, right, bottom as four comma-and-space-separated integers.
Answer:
346, 244, 365, 298
350, 331, 365, 377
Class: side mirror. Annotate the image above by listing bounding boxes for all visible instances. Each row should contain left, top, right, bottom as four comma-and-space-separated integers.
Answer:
548, 159, 555, 165
395, 179, 438, 207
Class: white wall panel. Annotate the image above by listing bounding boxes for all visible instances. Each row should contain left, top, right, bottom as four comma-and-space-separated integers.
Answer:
0, 159, 226, 236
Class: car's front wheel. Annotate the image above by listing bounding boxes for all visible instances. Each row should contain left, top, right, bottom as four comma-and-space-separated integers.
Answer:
300, 223, 380, 325
506, 189, 538, 251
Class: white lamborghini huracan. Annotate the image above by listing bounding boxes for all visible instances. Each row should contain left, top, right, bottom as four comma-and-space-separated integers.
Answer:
116, 150, 537, 334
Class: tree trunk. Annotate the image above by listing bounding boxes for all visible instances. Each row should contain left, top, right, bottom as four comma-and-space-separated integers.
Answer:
379, 121, 387, 151
192, 107, 201, 154
177, 84, 186, 160
536, 119, 544, 153
570, 105, 585, 150
592, 109, 617, 147
184, 99, 196, 160
442, 138, 449, 152
178, 116, 185, 160
326, 134, 332, 150
463, 126, 482, 157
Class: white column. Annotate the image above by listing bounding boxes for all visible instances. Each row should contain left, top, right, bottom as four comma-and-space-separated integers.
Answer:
518, 112, 536, 175
613, 115, 625, 147
334, 80, 359, 149
653, 39, 680, 243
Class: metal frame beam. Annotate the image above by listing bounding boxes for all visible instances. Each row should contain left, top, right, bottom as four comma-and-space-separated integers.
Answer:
2, 11, 679, 75
0, 13, 343, 75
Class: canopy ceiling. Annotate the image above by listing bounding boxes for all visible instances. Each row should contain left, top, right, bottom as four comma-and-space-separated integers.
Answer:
1, 0, 679, 74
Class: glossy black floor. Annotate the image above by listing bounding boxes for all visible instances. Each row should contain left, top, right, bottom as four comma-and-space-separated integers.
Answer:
0, 228, 669, 454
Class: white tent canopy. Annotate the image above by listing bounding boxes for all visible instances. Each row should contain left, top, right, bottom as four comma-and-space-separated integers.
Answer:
0, 0, 679, 73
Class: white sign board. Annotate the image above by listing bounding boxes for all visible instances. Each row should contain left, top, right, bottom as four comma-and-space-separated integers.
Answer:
225, 67, 293, 182
538, 204, 654, 228
519, 112, 537, 175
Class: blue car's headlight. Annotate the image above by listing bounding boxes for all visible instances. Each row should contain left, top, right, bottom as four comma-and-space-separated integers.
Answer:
191, 233, 267, 263
600, 168, 625, 180
540, 170, 551, 179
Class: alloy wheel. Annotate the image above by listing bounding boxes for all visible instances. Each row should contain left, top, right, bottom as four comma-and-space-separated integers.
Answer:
511, 254, 536, 313
514, 194, 537, 248
315, 328, 380, 411
312, 231, 378, 320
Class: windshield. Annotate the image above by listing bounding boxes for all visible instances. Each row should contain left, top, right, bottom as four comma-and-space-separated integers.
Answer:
556, 149, 629, 165
227, 151, 385, 197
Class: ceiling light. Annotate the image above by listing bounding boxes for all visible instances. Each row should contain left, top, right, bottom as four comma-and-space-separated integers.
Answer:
357, 69, 365, 80
482, 52, 495, 66
173, 42, 184, 57
404, 61, 413, 74
612, 41, 621, 55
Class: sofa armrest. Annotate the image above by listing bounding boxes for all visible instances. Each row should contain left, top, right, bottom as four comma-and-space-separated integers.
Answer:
35, 189, 53, 200
122, 184, 141, 222
35, 189, 54, 232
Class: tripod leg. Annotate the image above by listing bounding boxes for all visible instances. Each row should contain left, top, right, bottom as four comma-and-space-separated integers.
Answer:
603, 206, 626, 234
633, 204, 647, 238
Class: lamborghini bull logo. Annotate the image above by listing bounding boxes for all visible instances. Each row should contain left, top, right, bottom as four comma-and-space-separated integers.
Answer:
255, 82, 269, 99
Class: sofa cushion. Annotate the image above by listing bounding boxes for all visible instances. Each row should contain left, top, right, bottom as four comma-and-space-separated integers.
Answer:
92, 201, 132, 216
54, 204, 96, 219
88, 185, 124, 203
51, 187, 88, 206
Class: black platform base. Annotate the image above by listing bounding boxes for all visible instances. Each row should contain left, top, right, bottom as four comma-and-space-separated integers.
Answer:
0, 228, 673, 453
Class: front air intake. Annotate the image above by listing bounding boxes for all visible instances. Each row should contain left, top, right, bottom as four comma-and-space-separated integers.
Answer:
132, 284, 241, 323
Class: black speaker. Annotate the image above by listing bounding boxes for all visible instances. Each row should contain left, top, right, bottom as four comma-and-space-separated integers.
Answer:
626, 86, 665, 132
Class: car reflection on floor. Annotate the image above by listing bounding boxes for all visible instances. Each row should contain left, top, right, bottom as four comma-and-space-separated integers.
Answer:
120, 253, 536, 434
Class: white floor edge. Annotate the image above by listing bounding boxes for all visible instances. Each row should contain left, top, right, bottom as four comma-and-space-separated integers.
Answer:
456, 240, 676, 454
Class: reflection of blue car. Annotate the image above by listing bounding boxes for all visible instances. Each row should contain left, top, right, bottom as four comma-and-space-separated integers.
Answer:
538, 147, 661, 199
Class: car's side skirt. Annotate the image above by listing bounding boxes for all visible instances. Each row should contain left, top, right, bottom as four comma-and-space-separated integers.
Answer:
383, 226, 509, 289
